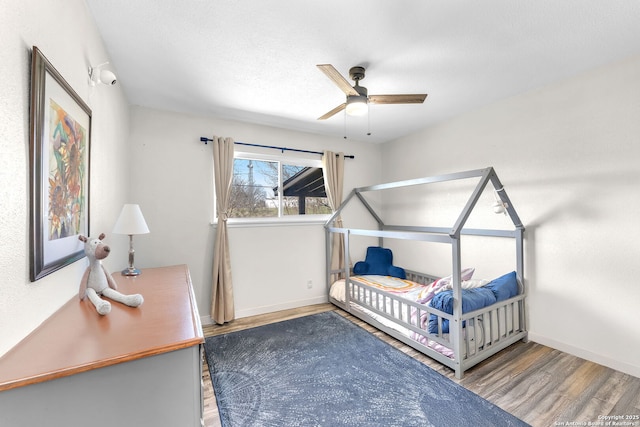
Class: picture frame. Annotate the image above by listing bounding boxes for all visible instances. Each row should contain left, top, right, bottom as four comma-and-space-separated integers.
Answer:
29, 46, 91, 281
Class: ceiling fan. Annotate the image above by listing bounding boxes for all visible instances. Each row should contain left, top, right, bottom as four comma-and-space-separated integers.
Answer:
316, 64, 428, 120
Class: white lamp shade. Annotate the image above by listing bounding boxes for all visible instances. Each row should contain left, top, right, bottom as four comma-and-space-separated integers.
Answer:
113, 204, 150, 235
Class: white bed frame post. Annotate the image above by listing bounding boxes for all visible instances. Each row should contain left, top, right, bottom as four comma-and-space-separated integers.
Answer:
451, 236, 464, 379
343, 230, 351, 307
325, 228, 332, 289
516, 227, 527, 341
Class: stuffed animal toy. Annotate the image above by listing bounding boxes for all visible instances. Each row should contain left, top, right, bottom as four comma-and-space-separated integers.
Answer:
78, 233, 144, 315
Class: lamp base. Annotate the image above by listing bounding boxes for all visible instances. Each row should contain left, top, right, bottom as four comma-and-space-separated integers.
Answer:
121, 267, 141, 276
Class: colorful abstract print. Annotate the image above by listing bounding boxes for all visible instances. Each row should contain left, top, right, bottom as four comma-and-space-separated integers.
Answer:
48, 100, 86, 240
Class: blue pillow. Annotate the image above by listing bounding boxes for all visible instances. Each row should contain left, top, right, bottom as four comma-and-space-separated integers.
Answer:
353, 261, 369, 275
428, 287, 497, 334
352, 246, 406, 279
484, 271, 519, 302
363, 247, 392, 275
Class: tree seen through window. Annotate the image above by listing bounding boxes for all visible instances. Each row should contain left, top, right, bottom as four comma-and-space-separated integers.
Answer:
228, 157, 331, 218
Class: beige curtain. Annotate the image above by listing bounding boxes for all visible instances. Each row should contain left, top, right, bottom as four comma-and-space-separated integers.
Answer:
322, 151, 345, 281
211, 136, 235, 324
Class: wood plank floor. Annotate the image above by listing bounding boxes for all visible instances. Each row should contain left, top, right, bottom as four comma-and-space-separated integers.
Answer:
201, 303, 640, 427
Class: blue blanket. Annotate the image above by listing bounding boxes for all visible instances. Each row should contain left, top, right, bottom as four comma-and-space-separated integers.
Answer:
428, 271, 518, 334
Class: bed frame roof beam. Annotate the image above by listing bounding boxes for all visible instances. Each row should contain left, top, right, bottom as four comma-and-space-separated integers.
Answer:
353, 168, 487, 193
488, 171, 524, 230
337, 227, 453, 243
450, 167, 524, 237
325, 189, 357, 226
382, 224, 519, 238
355, 191, 384, 227
326, 166, 524, 237
450, 168, 493, 237
325, 188, 385, 229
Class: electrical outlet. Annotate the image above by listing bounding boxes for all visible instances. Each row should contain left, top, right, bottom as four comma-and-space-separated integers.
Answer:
306, 280, 313, 289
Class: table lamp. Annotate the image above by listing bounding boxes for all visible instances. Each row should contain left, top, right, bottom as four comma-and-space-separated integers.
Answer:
112, 204, 150, 276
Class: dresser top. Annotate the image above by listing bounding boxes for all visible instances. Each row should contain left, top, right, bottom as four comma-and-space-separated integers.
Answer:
0, 264, 204, 391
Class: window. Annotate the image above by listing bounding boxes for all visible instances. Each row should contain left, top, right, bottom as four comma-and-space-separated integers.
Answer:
225, 152, 331, 220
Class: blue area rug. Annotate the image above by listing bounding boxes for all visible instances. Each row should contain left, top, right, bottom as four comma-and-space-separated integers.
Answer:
204, 311, 529, 427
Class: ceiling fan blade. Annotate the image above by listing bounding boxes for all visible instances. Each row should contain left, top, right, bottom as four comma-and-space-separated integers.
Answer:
369, 94, 428, 104
317, 64, 359, 97
317, 103, 346, 120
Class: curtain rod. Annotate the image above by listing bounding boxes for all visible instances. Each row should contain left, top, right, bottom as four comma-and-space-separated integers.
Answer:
199, 137, 355, 159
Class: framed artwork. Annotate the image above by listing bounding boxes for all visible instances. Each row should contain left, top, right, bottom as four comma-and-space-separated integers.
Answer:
29, 46, 91, 281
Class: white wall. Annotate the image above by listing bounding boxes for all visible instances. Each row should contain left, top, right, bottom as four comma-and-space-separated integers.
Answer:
381, 55, 640, 377
0, 0, 130, 357
128, 106, 382, 322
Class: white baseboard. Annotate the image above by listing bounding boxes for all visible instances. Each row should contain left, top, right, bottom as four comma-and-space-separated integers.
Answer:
200, 314, 213, 326
200, 296, 329, 327
528, 332, 640, 379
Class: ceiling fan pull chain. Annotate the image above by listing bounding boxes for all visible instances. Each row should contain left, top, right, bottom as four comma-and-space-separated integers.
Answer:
343, 110, 347, 139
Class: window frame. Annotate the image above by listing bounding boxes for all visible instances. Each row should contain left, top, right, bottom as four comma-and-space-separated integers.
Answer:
213, 150, 331, 226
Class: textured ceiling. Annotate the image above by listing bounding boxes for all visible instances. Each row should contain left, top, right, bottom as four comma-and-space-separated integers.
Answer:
85, 0, 640, 143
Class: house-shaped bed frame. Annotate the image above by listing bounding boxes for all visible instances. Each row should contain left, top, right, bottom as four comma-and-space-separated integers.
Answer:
324, 167, 527, 378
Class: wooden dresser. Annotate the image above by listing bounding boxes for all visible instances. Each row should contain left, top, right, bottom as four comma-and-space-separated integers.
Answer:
0, 264, 205, 427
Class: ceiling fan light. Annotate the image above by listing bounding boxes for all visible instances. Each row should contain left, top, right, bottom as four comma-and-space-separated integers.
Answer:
346, 96, 368, 116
